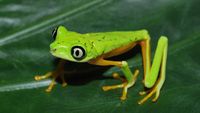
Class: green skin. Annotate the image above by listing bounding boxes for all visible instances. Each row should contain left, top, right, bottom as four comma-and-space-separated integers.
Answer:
50, 26, 168, 103
50, 26, 147, 62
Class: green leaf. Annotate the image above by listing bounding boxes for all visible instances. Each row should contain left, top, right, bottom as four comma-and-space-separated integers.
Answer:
0, 0, 200, 113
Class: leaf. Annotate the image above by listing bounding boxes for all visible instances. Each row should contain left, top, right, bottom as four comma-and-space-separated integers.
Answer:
0, 0, 200, 113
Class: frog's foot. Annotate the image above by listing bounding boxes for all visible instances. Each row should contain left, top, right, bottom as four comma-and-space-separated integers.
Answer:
34, 71, 67, 92
35, 72, 52, 81
102, 69, 139, 100
138, 84, 161, 104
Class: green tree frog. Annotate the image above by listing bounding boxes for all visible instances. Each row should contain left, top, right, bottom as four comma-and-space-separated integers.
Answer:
35, 26, 168, 104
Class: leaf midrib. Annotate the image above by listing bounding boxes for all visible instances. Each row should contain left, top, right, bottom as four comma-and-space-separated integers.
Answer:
0, 0, 113, 47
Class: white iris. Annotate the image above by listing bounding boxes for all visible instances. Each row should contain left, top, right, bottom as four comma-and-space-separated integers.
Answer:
73, 48, 83, 58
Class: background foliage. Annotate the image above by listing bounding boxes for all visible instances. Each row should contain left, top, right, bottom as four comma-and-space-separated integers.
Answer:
0, 0, 200, 113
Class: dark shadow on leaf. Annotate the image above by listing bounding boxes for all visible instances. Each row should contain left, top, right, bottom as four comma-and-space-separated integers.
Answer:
53, 45, 141, 86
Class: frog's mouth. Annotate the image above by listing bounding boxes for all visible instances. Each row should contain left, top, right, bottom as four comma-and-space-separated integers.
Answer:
50, 49, 86, 63
50, 50, 68, 60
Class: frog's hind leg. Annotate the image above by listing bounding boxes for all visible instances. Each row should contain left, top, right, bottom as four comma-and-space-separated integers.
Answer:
34, 59, 67, 92
89, 42, 139, 100
138, 36, 168, 104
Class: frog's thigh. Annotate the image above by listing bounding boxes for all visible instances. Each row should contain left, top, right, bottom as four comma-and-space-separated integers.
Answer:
104, 42, 137, 58
89, 42, 137, 66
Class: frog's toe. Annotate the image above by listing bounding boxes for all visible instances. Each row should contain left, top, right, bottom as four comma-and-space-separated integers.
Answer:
139, 91, 146, 95
45, 88, 52, 92
60, 74, 67, 87
102, 70, 139, 100
102, 73, 127, 91
34, 72, 53, 81
112, 72, 126, 82
62, 82, 67, 87
34, 75, 42, 81
45, 84, 55, 92
102, 82, 126, 91
34, 71, 67, 92
45, 77, 57, 92
102, 82, 131, 101
138, 86, 161, 104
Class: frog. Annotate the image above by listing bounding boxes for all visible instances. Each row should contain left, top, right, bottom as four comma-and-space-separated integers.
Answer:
34, 26, 168, 104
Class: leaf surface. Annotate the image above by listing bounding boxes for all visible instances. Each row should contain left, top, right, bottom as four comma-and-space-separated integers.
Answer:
0, 0, 200, 113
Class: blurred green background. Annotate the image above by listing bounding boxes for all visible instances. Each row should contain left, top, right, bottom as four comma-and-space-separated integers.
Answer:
0, 0, 200, 113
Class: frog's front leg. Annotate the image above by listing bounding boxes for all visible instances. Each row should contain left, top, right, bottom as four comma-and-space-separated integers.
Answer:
89, 56, 139, 100
34, 59, 67, 92
138, 36, 168, 104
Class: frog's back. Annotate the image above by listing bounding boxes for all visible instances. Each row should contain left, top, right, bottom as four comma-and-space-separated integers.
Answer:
83, 30, 148, 56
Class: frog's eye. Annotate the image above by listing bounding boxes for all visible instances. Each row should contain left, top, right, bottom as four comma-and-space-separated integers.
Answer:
71, 46, 86, 60
52, 27, 58, 40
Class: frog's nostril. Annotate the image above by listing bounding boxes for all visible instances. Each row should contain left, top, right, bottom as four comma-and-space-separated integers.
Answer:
51, 48, 57, 52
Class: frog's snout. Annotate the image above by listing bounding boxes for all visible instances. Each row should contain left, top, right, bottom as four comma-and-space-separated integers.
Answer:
51, 48, 57, 52
50, 42, 58, 53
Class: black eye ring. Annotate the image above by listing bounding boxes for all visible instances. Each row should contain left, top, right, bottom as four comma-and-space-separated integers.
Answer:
52, 27, 58, 40
71, 46, 86, 60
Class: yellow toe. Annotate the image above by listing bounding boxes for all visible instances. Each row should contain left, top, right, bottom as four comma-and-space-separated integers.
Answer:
139, 91, 146, 95
62, 83, 67, 87
120, 96, 126, 100
34, 75, 41, 81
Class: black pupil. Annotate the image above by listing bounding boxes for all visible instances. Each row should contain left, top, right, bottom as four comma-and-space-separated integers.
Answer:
52, 27, 58, 40
75, 50, 80, 57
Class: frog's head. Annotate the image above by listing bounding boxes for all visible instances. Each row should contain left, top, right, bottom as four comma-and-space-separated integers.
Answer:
50, 26, 96, 62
